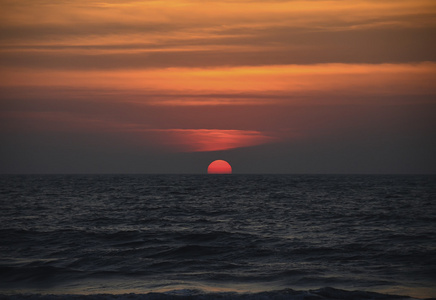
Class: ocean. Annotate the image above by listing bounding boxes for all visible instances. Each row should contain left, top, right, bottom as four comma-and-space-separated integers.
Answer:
0, 174, 435, 299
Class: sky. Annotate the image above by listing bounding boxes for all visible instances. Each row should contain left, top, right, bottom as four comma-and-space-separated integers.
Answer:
1, 0, 436, 174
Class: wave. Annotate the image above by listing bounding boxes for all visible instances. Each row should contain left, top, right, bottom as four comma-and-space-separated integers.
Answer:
2, 175, 435, 300
0, 287, 431, 300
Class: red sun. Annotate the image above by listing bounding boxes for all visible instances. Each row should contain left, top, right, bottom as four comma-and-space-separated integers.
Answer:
207, 160, 232, 174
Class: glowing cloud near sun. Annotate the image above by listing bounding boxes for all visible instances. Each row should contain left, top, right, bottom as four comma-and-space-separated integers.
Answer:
154, 129, 276, 152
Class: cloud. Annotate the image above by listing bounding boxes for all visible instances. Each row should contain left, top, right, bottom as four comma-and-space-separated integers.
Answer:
0, 108, 278, 152
2, 63, 435, 105
1, 0, 435, 69
142, 129, 278, 152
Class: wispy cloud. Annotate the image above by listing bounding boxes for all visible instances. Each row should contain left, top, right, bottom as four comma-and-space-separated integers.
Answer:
142, 129, 278, 152
1, 0, 435, 68
2, 63, 435, 105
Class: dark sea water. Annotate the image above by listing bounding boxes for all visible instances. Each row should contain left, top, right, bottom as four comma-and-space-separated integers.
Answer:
1, 174, 435, 299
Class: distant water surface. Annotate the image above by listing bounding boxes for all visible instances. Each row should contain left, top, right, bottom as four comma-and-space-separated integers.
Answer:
0, 175, 435, 298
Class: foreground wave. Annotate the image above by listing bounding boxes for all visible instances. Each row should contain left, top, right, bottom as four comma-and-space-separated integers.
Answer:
1, 288, 434, 300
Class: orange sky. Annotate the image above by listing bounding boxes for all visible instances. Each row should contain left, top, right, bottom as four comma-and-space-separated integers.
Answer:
1, 0, 435, 173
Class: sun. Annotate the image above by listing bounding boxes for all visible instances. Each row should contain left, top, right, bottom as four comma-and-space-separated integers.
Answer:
207, 160, 232, 174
